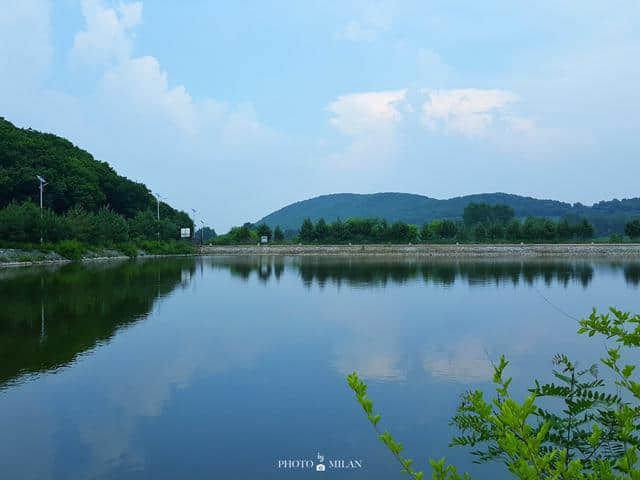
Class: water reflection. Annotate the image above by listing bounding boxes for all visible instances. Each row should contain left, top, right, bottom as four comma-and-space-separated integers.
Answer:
205, 256, 640, 288
0, 258, 196, 388
1, 256, 639, 480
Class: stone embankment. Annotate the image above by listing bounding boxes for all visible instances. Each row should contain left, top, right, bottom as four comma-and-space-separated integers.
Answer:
199, 244, 640, 258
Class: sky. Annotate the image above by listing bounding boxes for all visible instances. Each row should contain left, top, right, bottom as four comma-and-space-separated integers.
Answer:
1, 0, 639, 232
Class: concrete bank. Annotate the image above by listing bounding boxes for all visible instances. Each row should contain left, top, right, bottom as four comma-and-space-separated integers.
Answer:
199, 244, 640, 258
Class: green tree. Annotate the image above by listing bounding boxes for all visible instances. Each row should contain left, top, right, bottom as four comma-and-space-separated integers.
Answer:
389, 221, 418, 243
625, 219, 640, 239
66, 205, 93, 242
473, 223, 488, 242
421, 223, 435, 242
506, 219, 521, 241
488, 222, 505, 241
314, 218, 330, 242
128, 210, 157, 240
464, 203, 515, 227
299, 218, 315, 243
228, 224, 255, 244
273, 225, 284, 242
90, 207, 129, 244
577, 218, 595, 240
256, 223, 272, 240
0, 201, 40, 242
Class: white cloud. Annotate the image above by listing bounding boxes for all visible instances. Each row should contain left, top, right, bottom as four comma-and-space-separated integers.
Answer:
327, 89, 406, 136
71, 0, 142, 67
422, 88, 519, 138
101, 55, 198, 133
324, 90, 407, 168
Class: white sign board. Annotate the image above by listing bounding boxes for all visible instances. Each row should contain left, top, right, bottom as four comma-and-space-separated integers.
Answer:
180, 228, 191, 238
260, 235, 268, 244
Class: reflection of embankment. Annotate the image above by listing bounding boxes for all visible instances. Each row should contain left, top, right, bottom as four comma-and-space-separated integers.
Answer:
206, 256, 640, 288
0, 258, 195, 387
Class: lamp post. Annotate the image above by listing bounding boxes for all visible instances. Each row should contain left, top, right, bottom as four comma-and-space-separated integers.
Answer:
191, 208, 197, 242
154, 193, 163, 240
200, 219, 205, 245
36, 175, 47, 244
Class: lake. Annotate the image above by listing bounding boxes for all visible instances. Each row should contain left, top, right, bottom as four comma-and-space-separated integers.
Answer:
1, 256, 639, 479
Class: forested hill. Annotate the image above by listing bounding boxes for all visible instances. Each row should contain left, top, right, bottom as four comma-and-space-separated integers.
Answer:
257, 192, 640, 235
0, 117, 189, 224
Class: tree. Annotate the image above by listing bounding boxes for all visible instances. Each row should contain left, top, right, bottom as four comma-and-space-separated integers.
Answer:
464, 203, 515, 227
273, 225, 284, 242
128, 210, 157, 240
228, 224, 255, 244
256, 223, 272, 240
430, 219, 458, 240
90, 207, 129, 244
473, 223, 488, 242
299, 218, 314, 243
505, 219, 521, 241
488, 222, 505, 241
625, 219, 640, 239
314, 218, 330, 242
421, 223, 435, 242
0, 201, 40, 242
577, 218, 595, 240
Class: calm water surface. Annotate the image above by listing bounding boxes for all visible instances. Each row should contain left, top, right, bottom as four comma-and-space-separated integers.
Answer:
1, 256, 639, 479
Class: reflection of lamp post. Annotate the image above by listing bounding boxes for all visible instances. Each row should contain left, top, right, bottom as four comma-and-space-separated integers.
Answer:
37, 175, 48, 244
40, 275, 46, 343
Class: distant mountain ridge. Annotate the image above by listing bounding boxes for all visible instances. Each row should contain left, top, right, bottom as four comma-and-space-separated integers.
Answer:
257, 192, 640, 235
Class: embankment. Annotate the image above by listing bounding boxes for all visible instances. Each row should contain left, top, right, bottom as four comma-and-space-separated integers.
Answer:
199, 244, 640, 258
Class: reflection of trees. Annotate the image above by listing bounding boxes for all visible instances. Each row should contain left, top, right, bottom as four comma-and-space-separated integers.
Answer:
624, 263, 640, 286
208, 257, 610, 288
0, 258, 195, 387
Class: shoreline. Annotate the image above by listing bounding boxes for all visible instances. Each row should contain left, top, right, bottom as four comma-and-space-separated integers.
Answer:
0, 253, 195, 269
199, 243, 640, 258
1, 244, 638, 268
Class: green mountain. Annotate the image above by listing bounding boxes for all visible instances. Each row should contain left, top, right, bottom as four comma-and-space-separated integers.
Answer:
257, 192, 640, 235
0, 117, 190, 225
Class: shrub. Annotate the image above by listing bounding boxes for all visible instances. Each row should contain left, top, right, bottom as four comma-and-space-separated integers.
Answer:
90, 207, 129, 244
116, 242, 139, 258
139, 240, 194, 255
0, 201, 40, 242
65, 205, 93, 242
348, 308, 640, 479
56, 239, 86, 261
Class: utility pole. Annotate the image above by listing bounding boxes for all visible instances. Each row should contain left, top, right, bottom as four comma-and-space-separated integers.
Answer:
191, 208, 197, 243
154, 193, 162, 240
36, 175, 47, 244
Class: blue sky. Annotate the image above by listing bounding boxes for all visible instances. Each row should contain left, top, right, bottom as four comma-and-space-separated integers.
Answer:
1, 1, 639, 231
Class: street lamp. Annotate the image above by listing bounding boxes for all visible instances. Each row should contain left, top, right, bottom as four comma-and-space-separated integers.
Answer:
191, 208, 197, 242
154, 192, 163, 240
36, 175, 47, 244
200, 219, 205, 245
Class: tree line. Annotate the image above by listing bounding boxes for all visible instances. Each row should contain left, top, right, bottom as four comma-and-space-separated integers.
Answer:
214, 203, 640, 245
294, 203, 600, 244
0, 201, 192, 245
